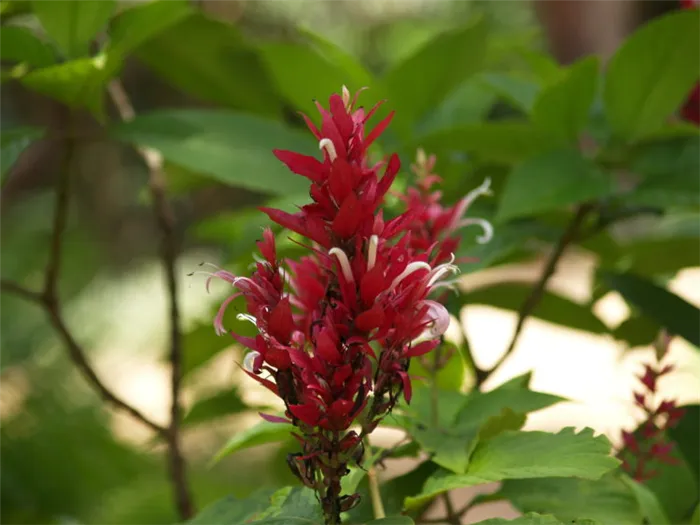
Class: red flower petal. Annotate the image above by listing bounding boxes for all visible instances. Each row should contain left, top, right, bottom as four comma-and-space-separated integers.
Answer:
273, 150, 324, 183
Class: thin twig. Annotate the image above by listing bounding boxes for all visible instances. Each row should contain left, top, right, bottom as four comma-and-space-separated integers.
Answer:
107, 80, 194, 519
367, 464, 386, 519
0, 133, 166, 436
488, 205, 594, 377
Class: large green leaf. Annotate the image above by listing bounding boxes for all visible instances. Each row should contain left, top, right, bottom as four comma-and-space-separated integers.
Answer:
32, 0, 115, 58
622, 476, 671, 525
187, 487, 322, 525
367, 518, 414, 525
20, 57, 106, 118
497, 149, 614, 222
0, 25, 55, 67
133, 13, 280, 116
599, 271, 700, 348
532, 56, 599, 145
472, 514, 596, 525
478, 72, 540, 114
417, 78, 496, 135
500, 474, 649, 525
411, 423, 480, 474
211, 419, 294, 465
111, 109, 315, 195
604, 10, 700, 140
669, 404, 700, 483
1, 126, 44, 181
383, 16, 489, 131
182, 389, 249, 428
405, 427, 618, 507
258, 42, 363, 118
455, 282, 609, 334
416, 121, 548, 166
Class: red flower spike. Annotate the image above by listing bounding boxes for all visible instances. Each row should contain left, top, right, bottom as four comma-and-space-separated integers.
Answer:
201, 88, 495, 515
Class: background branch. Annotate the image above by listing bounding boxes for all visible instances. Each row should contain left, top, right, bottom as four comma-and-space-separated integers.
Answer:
485, 205, 594, 381
107, 80, 194, 519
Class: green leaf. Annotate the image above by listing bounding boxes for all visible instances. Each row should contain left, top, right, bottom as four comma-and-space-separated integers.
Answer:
110, 109, 314, 195
416, 121, 548, 165
405, 427, 619, 508
32, 0, 115, 58
478, 408, 527, 441
612, 315, 659, 349
604, 10, 700, 140
599, 271, 700, 348
186, 489, 276, 525
691, 503, 700, 525
211, 419, 294, 465
497, 149, 614, 222
454, 379, 565, 431
471, 514, 583, 525
341, 446, 384, 495
408, 342, 467, 392
1, 126, 43, 181
180, 324, 232, 379
456, 282, 609, 334
478, 72, 540, 113
187, 487, 322, 525
669, 404, 700, 483
258, 42, 360, 118
412, 423, 480, 474
108, 0, 193, 58
133, 13, 281, 116
20, 57, 106, 118
182, 389, 249, 428
0, 26, 55, 67
417, 78, 496, 134
500, 474, 649, 525
532, 56, 599, 145
383, 16, 489, 130
621, 476, 671, 525
367, 518, 414, 525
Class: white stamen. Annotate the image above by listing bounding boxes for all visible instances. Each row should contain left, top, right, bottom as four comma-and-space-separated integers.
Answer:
341, 85, 351, 110
367, 235, 379, 271
329, 247, 354, 283
279, 266, 290, 284
427, 255, 460, 287
457, 218, 494, 244
389, 262, 431, 291
319, 138, 337, 162
236, 313, 257, 326
416, 148, 427, 167
243, 351, 261, 373
449, 177, 493, 232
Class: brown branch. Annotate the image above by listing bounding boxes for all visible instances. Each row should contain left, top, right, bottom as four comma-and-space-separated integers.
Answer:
107, 80, 194, 519
0, 135, 166, 436
485, 205, 594, 380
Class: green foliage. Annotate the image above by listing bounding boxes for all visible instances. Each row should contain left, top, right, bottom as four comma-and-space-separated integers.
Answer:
604, 10, 700, 141
473, 514, 600, 525
599, 271, 700, 348
0, 126, 44, 181
32, 0, 115, 58
0, 25, 56, 68
211, 419, 294, 465
182, 389, 250, 428
111, 109, 314, 195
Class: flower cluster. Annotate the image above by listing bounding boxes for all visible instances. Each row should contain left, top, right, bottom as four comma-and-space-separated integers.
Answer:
205, 87, 491, 523
680, 0, 700, 125
618, 333, 685, 482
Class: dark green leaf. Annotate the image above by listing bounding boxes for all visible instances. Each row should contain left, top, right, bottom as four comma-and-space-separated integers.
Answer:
341, 446, 384, 495
405, 428, 619, 508
20, 57, 105, 118
180, 324, 232, 379
478, 72, 540, 113
252, 486, 323, 524
417, 78, 496, 135
416, 121, 548, 165
599, 271, 700, 348
456, 282, 609, 334
621, 476, 671, 525
1, 126, 44, 181
211, 419, 294, 465
612, 316, 659, 349
0, 25, 55, 67
32, 0, 115, 58
258, 42, 362, 118
383, 16, 489, 130
133, 13, 281, 116
182, 389, 249, 428
186, 489, 276, 525
497, 149, 614, 222
669, 404, 700, 483
532, 56, 599, 145
604, 10, 700, 140
110, 109, 314, 195
500, 474, 648, 525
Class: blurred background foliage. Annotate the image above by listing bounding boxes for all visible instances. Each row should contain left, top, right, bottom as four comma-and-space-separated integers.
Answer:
0, 0, 698, 524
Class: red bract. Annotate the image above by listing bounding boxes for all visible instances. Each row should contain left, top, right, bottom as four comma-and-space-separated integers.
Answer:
618, 333, 686, 482
202, 87, 490, 523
